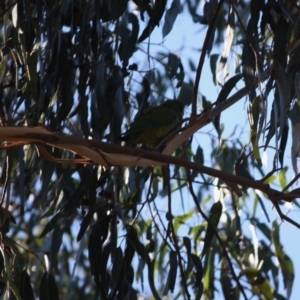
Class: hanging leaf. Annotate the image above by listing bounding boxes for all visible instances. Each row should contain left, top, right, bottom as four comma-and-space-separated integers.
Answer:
279, 122, 289, 167
216, 7, 234, 84
244, 268, 273, 299
39, 273, 59, 300
242, 20, 256, 102
138, 0, 167, 43
256, 193, 270, 223
272, 221, 294, 299
272, 64, 291, 138
183, 236, 191, 267
118, 13, 139, 68
201, 201, 222, 258
19, 270, 34, 300
209, 54, 219, 85
163, 250, 177, 295
273, 15, 289, 69
162, 0, 181, 38
27, 44, 39, 101
39, 213, 60, 239
111, 247, 123, 291
77, 205, 97, 242
203, 247, 215, 299
289, 101, 300, 175
214, 74, 243, 137
248, 96, 262, 166
221, 258, 238, 300
177, 81, 192, 106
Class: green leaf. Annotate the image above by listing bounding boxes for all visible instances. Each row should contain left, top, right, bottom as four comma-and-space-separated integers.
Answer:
221, 259, 237, 300
272, 222, 294, 298
111, 247, 123, 291
194, 146, 204, 165
244, 268, 274, 299
88, 217, 110, 279
176, 77, 190, 100
248, 96, 262, 166
126, 225, 149, 263
216, 73, 243, 104
40, 159, 55, 205
254, 220, 272, 241
214, 74, 243, 136
278, 168, 288, 190
39, 273, 59, 300
146, 224, 152, 240
210, 54, 219, 85
201, 201, 222, 258
19, 270, 34, 300
191, 253, 203, 283
167, 53, 180, 79
9, 279, 23, 300
183, 236, 191, 267
216, 8, 234, 84
256, 193, 270, 223
138, 0, 167, 43
242, 21, 256, 102
27, 44, 39, 100
273, 64, 291, 138
162, 0, 181, 38
50, 219, 64, 269
77, 205, 97, 241
191, 254, 203, 300
174, 209, 195, 233
39, 214, 60, 239
203, 247, 214, 299
0, 60, 7, 83
169, 251, 177, 292
18, 148, 25, 215
273, 16, 289, 69
279, 122, 289, 168
118, 13, 139, 68
163, 250, 177, 295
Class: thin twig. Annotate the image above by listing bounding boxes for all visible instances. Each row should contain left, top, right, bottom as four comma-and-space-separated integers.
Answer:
0, 153, 9, 206
165, 165, 190, 299
192, 0, 225, 118
186, 169, 249, 300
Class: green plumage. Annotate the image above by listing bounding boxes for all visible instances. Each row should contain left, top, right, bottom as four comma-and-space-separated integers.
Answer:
121, 100, 184, 148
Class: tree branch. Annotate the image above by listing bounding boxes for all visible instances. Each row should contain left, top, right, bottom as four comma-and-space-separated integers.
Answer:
0, 126, 298, 218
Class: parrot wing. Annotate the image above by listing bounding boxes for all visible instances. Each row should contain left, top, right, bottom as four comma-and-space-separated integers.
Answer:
121, 100, 183, 147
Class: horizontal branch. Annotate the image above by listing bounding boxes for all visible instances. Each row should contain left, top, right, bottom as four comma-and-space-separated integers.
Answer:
0, 126, 297, 206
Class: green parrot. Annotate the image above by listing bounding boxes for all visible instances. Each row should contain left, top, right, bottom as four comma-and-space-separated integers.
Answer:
121, 100, 184, 148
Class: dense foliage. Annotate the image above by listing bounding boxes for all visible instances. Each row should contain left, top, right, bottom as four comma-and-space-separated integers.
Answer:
0, 0, 299, 299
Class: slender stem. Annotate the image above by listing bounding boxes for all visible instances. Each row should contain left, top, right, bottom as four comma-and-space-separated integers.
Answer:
165, 165, 190, 299
186, 170, 249, 300
192, 0, 225, 118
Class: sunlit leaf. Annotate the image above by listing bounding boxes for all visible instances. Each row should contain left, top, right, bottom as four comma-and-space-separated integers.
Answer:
244, 268, 274, 299
216, 8, 234, 84
272, 222, 294, 298
203, 247, 214, 299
